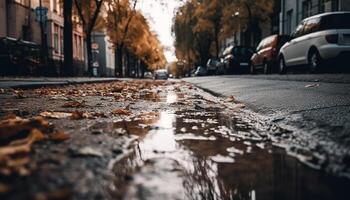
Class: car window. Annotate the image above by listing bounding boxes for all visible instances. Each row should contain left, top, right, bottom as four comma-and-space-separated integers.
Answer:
304, 17, 321, 35
293, 21, 305, 38
320, 13, 350, 30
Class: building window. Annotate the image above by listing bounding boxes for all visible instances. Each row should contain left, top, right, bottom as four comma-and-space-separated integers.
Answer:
60, 27, 64, 54
54, 24, 59, 53
318, 0, 325, 13
286, 9, 293, 34
53, 0, 58, 13
302, 0, 312, 18
332, 0, 339, 11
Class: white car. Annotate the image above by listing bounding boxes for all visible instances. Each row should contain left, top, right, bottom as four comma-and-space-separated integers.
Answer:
279, 12, 350, 73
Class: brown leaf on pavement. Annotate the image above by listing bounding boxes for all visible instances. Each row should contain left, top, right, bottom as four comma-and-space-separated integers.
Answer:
0, 115, 64, 177
49, 131, 70, 142
111, 86, 124, 93
70, 111, 91, 120
34, 188, 72, 200
0, 116, 50, 141
111, 108, 132, 116
13, 90, 25, 99
62, 101, 85, 108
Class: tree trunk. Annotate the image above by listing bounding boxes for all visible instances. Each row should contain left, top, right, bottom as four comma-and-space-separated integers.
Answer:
116, 44, 124, 77
126, 51, 131, 77
141, 61, 145, 78
63, 0, 73, 76
86, 32, 93, 76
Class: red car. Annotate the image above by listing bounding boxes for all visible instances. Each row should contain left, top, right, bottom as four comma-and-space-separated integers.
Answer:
250, 34, 290, 74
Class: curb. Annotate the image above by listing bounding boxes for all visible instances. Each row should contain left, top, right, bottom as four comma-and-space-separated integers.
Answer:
0, 78, 120, 89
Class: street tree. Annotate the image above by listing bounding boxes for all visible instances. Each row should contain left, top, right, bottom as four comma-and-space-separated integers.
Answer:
63, 0, 73, 76
220, 0, 275, 45
104, 0, 138, 77
104, 0, 166, 76
73, 0, 105, 76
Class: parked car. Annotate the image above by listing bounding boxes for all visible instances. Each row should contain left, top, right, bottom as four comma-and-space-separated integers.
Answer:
194, 66, 207, 76
250, 34, 291, 74
206, 58, 225, 75
223, 46, 255, 74
154, 69, 168, 80
144, 72, 153, 79
279, 11, 350, 74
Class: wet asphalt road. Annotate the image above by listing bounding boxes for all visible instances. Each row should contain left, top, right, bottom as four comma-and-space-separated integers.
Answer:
184, 74, 350, 138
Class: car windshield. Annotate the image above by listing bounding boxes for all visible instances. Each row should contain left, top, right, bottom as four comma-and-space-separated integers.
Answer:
321, 13, 350, 29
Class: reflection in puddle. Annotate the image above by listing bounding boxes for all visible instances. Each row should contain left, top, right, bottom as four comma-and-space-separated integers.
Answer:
139, 112, 177, 156
113, 92, 350, 200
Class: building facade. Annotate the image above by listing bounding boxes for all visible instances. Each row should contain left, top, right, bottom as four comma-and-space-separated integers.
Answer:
280, 0, 350, 35
0, 0, 85, 75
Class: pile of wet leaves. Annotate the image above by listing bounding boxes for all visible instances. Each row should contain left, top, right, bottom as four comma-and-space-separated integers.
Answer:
0, 115, 69, 193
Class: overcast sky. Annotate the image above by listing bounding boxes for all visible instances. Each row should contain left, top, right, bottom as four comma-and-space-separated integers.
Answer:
138, 1, 182, 63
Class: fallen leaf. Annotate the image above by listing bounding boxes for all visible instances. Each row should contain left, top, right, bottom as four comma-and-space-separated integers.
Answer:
49, 131, 70, 142
73, 147, 103, 157
0, 116, 50, 141
13, 90, 25, 99
40, 111, 72, 119
111, 108, 131, 116
35, 188, 72, 200
70, 111, 90, 120
62, 101, 85, 108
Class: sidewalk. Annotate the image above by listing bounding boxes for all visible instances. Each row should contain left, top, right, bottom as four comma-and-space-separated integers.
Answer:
0, 77, 121, 88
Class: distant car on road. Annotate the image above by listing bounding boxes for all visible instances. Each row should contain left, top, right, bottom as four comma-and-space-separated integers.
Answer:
251, 34, 290, 74
144, 72, 153, 79
279, 11, 350, 74
154, 69, 168, 80
223, 46, 255, 74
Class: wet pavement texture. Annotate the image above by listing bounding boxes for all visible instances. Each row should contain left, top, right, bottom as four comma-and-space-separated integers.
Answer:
0, 80, 349, 200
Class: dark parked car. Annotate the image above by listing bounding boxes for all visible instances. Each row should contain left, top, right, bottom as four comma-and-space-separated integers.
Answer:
223, 46, 255, 74
154, 69, 168, 80
250, 34, 290, 74
206, 58, 225, 75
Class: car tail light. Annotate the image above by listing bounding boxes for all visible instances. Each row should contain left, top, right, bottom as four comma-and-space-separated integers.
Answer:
325, 34, 338, 44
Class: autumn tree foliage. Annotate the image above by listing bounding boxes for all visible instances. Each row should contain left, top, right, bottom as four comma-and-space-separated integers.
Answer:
104, 0, 166, 76
173, 0, 274, 68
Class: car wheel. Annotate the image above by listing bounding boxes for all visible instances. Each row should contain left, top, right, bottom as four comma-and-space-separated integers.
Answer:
279, 57, 287, 74
309, 50, 322, 73
263, 61, 270, 74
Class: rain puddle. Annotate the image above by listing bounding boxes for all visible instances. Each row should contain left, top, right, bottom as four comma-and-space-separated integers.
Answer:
110, 92, 350, 200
